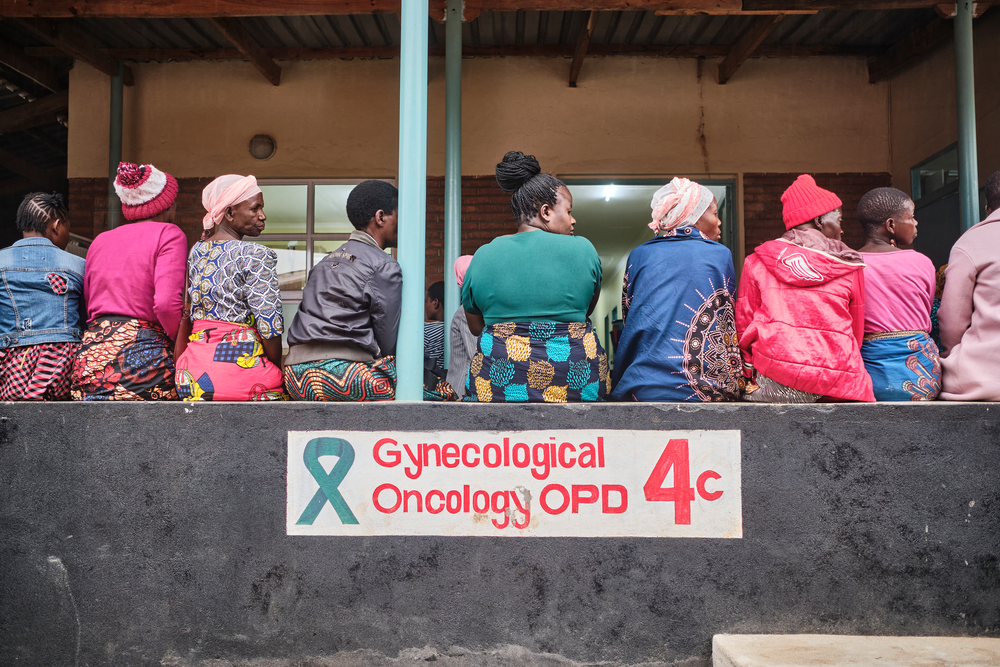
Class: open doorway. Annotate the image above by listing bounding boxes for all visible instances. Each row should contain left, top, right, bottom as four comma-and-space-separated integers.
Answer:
565, 177, 737, 371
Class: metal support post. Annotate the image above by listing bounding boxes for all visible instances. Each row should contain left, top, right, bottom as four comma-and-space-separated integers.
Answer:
443, 0, 462, 369
107, 59, 124, 230
395, 0, 430, 400
955, 0, 979, 231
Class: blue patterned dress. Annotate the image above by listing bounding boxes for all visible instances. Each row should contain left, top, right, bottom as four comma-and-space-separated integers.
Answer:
611, 227, 744, 402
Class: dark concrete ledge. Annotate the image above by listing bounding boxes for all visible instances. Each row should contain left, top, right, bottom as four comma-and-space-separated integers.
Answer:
1, 403, 998, 667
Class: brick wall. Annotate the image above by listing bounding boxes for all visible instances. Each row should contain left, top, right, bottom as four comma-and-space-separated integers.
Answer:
743, 173, 893, 258
425, 175, 514, 284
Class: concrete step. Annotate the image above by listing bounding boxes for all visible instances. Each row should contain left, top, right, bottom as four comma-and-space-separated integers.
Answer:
713, 635, 1000, 667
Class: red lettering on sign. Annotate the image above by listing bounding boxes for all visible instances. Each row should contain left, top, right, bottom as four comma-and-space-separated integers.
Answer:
510, 490, 531, 529
572, 484, 599, 513
598, 437, 605, 467
503, 437, 510, 467
578, 442, 597, 468
473, 490, 490, 513
559, 442, 576, 467
426, 490, 445, 514
643, 439, 696, 525
602, 485, 628, 514
373, 483, 402, 513
446, 490, 462, 513
540, 484, 570, 514
696, 470, 723, 501
512, 442, 530, 468
483, 443, 501, 468
442, 443, 460, 468
462, 443, 480, 467
404, 489, 422, 512
374, 438, 400, 467
424, 443, 441, 467
491, 490, 509, 529
532, 442, 550, 480
403, 443, 422, 479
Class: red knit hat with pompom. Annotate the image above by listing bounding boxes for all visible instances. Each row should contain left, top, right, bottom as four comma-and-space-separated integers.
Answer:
113, 162, 179, 221
781, 174, 842, 231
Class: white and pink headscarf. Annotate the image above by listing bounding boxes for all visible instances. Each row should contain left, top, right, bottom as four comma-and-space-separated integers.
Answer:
201, 174, 262, 233
648, 177, 714, 235
454, 255, 474, 288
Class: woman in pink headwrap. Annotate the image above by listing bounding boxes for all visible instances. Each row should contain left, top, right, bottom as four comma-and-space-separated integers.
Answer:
173, 174, 286, 401
611, 177, 744, 402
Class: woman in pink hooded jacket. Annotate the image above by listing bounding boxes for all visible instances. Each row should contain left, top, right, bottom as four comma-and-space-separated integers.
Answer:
736, 175, 875, 403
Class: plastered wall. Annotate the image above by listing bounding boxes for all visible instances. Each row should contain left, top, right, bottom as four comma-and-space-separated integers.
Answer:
888, 9, 1000, 193
68, 54, 891, 180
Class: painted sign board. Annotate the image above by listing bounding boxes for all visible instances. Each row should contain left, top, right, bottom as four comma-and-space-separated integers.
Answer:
287, 429, 742, 538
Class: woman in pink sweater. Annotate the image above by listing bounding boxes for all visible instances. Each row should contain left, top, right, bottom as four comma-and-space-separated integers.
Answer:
70, 162, 187, 400
938, 171, 1000, 401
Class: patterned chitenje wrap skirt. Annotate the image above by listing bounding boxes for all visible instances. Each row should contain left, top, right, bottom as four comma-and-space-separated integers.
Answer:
71, 317, 177, 401
463, 321, 611, 403
284, 356, 459, 402
0, 342, 81, 400
861, 330, 941, 401
175, 319, 286, 401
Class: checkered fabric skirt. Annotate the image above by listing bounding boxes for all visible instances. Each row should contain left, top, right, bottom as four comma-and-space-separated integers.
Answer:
0, 342, 81, 400
463, 321, 611, 403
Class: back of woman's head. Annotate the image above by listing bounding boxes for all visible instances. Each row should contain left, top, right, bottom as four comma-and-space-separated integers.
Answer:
496, 151, 564, 224
17, 192, 67, 234
857, 187, 912, 236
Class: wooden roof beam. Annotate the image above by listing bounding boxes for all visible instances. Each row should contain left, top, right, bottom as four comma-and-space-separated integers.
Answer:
13, 18, 134, 85
743, 0, 994, 9
0, 37, 63, 92
717, 13, 783, 84
0, 90, 68, 133
209, 17, 281, 86
568, 11, 598, 87
866, 17, 951, 83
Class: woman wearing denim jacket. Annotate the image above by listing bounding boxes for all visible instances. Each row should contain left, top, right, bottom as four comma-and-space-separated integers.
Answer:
0, 193, 85, 400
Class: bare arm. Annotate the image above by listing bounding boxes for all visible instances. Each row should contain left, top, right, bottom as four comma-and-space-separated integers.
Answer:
465, 310, 485, 337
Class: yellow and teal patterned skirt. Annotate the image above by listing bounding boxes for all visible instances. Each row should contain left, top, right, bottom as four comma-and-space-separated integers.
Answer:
463, 321, 611, 403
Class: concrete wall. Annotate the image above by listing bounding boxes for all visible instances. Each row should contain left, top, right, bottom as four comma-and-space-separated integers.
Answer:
888, 9, 1000, 193
1, 403, 997, 667
68, 55, 890, 180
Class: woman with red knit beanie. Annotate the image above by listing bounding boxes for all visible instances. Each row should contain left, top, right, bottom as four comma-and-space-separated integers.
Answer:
70, 162, 186, 400
735, 174, 875, 402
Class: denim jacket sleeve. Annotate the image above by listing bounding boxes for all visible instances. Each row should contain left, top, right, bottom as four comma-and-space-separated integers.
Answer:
366, 260, 402, 357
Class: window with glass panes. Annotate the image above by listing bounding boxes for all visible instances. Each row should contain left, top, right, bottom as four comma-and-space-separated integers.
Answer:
256, 179, 395, 350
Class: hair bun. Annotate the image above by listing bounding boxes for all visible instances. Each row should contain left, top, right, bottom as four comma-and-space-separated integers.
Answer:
495, 151, 541, 193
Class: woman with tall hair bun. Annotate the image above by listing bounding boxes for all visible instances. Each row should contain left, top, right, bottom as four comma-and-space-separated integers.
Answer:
611, 178, 744, 402
460, 151, 610, 402
71, 162, 186, 400
173, 174, 286, 401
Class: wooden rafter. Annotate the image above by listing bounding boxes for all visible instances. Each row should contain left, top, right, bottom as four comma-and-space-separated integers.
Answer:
22, 43, 876, 61
0, 90, 68, 134
209, 17, 281, 85
0, 0, 986, 17
717, 13, 783, 83
0, 37, 63, 92
866, 17, 951, 83
13, 18, 134, 85
0, 146, 63, 190
569, 11, 598, 87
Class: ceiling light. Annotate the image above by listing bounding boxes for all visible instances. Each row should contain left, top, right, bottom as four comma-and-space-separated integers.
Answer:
603, 184, 617, 201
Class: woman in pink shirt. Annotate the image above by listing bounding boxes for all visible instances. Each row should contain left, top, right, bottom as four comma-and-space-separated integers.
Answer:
70, 162, 187, 400
857, 187, 940, 401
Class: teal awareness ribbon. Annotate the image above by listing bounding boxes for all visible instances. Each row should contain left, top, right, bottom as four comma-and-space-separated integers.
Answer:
296, 437, 359, 525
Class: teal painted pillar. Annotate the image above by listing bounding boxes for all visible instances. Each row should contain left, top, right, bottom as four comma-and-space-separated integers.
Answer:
955, 0, 979, 231
443, 0, 462, 369
395, 0, 430, 400
107, 59, 124, 230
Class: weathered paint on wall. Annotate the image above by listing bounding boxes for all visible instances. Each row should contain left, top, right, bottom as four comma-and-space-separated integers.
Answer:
68, 55, 890, 180
888, 9, 1000, 193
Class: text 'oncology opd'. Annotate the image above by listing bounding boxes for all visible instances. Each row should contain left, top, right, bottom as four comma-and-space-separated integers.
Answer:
287, 429, 742, 538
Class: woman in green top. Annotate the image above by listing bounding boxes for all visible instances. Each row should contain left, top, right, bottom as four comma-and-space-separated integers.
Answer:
460, 151, 611, 402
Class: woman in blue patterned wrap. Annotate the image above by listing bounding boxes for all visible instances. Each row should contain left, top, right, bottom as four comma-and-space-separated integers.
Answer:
611, 177, 744, 402
174, 174, 287, 401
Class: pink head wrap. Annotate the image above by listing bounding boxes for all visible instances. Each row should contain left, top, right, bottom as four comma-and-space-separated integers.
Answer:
454, 255, 474, 287
648, 177, 715, 234
201, 174, 263, 233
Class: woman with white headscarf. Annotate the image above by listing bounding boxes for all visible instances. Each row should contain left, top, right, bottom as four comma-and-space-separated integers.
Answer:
173, 174, 286, 401
610, 177, 744, 402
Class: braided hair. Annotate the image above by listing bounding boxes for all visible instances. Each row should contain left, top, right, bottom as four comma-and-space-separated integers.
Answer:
495, 151, 565, 224
986, 170, 1000, 213
857, 187, 912, 236
16, 192, 68, 234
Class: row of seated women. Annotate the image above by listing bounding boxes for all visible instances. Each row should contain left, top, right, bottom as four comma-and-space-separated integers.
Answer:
1, 155, 997, 402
